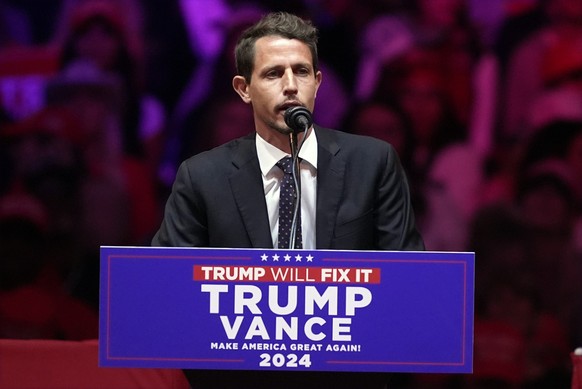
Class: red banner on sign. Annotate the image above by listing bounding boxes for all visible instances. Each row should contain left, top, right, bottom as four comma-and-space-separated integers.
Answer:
194, 266, 381, 284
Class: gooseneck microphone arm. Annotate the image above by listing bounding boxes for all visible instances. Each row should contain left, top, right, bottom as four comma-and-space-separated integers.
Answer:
284, 107, 313, 249
288, 131, 302, 250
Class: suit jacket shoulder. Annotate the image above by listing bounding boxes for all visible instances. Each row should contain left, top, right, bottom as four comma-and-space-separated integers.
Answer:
313, 125, 424, 251
152, 133, 273, 248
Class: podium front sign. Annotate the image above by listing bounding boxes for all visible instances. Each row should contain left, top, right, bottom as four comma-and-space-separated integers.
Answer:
99, 247, 474, 373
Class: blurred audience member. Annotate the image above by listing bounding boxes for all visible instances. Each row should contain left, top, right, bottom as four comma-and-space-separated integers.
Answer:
0, 59, 160, 308
513, 119, 582, 347
518, 120, 582, 177
502, 0, 582, 142
516, 159, 582, 347
57, 0, 166, 177
356, 0, 482, 123
474, 276, 571, 388
390, 57, 466, 175
467, 206, 529, 389
0, 103, 118, 308
346, 100, 413, 164
347, 64, 484, 252
422, 143, 484, 251
356, 0, 504, 166
45, 58, 159, 246
1, 107, 86, 241
525, 88, 582, 137
45, 60, 133, 245
372, 57, 475, 246
467, 204, 573, 388
493, 0, 548, 77
0, 188, 98, 340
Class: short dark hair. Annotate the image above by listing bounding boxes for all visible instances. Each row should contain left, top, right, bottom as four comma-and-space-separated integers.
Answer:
234, 12, 319, 83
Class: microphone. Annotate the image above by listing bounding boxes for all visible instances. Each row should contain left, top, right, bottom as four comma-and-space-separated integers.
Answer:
284, 106, 313, 133
283, 107, 311, 249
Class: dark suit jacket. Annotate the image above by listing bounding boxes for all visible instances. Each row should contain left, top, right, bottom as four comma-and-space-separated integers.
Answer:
152, 125, 424, 388
153, 125, 424, 251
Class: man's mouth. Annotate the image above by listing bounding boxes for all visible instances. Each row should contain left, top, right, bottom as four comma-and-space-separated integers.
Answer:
277, 101, 303, 113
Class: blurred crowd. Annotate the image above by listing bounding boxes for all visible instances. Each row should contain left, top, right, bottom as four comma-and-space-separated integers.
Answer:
1, 0, 581, 388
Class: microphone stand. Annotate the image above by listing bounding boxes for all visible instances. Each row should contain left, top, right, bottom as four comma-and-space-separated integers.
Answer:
283, 106, 312, 250
288, 127, 305, 249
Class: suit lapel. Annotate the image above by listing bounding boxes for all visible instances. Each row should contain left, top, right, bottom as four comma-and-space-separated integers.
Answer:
229, 135, 274, 248
227, 128, 346, 249
314, 127, 345, 249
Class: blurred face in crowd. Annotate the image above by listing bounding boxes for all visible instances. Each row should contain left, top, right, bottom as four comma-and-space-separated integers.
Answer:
398, 71, 444, 145
66, 90, 110, 140
520, 181, 573, 233
6, 129, 80, 235
352, 103, 407, 156
233, 36, 322, 151
74, 19, 121, 70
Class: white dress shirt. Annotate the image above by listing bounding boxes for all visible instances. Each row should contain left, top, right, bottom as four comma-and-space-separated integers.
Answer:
256, 129, 318, 249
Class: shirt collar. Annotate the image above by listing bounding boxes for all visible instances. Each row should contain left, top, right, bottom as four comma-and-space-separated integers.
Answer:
256, 128, 318, 176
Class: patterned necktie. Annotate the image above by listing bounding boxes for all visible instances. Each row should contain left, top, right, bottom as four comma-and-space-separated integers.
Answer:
277, 157, 302, 249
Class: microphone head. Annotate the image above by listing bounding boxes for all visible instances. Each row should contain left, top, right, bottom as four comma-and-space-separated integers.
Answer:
284, 106, 313, 133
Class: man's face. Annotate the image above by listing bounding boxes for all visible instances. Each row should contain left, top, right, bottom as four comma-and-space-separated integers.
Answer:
233, 36, 322, 146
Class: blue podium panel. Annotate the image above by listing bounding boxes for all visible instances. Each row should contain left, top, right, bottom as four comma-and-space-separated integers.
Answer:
99, 247, 474, 374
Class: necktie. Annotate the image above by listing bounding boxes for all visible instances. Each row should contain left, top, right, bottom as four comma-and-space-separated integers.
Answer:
277, 157, 302, 249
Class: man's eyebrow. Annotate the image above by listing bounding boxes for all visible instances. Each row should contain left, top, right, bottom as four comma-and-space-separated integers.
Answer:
260, 64, 283, 72
294, 62, 313, 70
260, 62, 313, 72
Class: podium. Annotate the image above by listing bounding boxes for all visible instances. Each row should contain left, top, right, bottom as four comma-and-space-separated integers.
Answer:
99, 246, 474, 375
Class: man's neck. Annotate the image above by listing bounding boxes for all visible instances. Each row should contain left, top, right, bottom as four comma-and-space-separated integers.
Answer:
258, 128, 312, 154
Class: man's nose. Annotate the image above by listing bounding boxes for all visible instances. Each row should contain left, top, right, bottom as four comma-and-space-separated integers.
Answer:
282, 69, 298, 95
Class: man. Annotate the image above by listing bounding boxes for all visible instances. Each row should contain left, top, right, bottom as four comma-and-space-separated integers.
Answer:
153, 11, 424, 389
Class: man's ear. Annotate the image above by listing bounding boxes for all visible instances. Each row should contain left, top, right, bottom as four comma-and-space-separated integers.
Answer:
232, 76, 251, 104
314, 70, 322, 99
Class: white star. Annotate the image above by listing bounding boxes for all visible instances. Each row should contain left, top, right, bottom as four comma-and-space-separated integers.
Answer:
284, 254, 291, 262
306, 254, 314, 262
295, 254, 302, 262
261, 254, 269, 261
272, 254, 280, 261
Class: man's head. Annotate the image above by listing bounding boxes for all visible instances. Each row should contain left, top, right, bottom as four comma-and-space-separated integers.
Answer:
232, 12, 322, 151
234, 12, 319, 83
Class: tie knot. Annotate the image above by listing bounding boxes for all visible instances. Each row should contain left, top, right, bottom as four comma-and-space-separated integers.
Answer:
276, 157, 294, 175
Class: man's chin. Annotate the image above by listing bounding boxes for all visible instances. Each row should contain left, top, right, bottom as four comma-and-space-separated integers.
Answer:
271, 123, 292, 135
